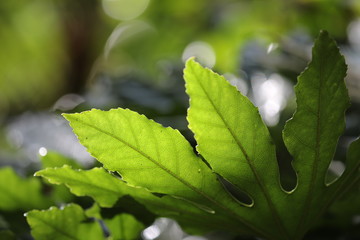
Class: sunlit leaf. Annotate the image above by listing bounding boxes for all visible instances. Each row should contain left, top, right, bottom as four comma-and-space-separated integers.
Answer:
104, 214, 144, 240
36, 165, 242, 234
185, 56, 286, 236
63, 108, 262, 235
59, 31, 359, 240
26, 204, 105, 240
36, 166, 122, 207
40, 152, 80, 203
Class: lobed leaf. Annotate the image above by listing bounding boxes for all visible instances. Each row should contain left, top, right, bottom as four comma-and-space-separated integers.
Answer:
185, 58, 288, 237
281, 31, 356, 237
58, 31, 359, 240
63, 108, 268, 236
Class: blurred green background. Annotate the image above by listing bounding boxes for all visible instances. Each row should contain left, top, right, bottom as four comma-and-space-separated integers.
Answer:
0, 0, 360, 239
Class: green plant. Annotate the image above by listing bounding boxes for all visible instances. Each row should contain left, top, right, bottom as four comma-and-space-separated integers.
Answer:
29, 31, 359, 240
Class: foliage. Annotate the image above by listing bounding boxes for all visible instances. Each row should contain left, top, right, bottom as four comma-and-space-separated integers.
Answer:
0, 0, 67, 114
26, 203, 144, 240
26, 204, 104, 240
0, 167, 50, 211
104, 213, 144, 240
31, 31, 360, 240
36, 166, 128, 208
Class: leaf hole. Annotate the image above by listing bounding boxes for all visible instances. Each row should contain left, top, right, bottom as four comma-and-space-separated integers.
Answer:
198, 154, 213, 170
276, 132, 297, 192
218, 175, 253, 207
151, 192, 167, 198
109, 170, 123, 180
277, 157, 297, 192
325, 160, 346, 185
325, 136, 351, 186
172, 196, 216, 214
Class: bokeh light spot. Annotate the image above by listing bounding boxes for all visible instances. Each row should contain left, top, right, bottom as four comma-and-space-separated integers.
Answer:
38, 147, 48, 157
142, 225, 161, 240
182, 41, 216, 68
102, 0, 150, 21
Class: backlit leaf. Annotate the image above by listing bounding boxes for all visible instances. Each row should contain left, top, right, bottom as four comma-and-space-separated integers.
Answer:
26, 204, 104, 240
281, 31, 356, 236
104, 214, 144, 240
57, 31, 359, 240
36, 166, 124, 207
63, 108, 265, 236
36, 165, 248, 234
185, 57, 286, 237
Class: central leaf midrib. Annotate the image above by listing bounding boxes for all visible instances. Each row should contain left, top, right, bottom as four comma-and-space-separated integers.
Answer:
190, 68, 288, 239
73, 117, 268, 238
31, 213, 79, 240
295, 51, 325, 236
119, 215, 125, 240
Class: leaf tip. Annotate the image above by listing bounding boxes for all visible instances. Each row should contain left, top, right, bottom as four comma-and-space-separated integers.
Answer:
61, 112, 75, 123
185, 56, 196, 65
184, 57, 203, 73
319, 29, 329, 36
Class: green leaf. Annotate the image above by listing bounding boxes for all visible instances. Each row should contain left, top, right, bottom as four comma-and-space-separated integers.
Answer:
36, 165, 243, 234
0, 230, 15, 240
26, 204, 105, 240
63, 109, 265, 236
104, 214, 144, 240
319, 138, 360, 228
40, 152, 80, 203
325, 175, 360, 228
60, 31, 359, 240
184, 57, 287, 236
281, 30, 356, 237
63, 109, 220, 201
85, 203, 102, 220
0, 167, 50, 211
36, 166, 124, 207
